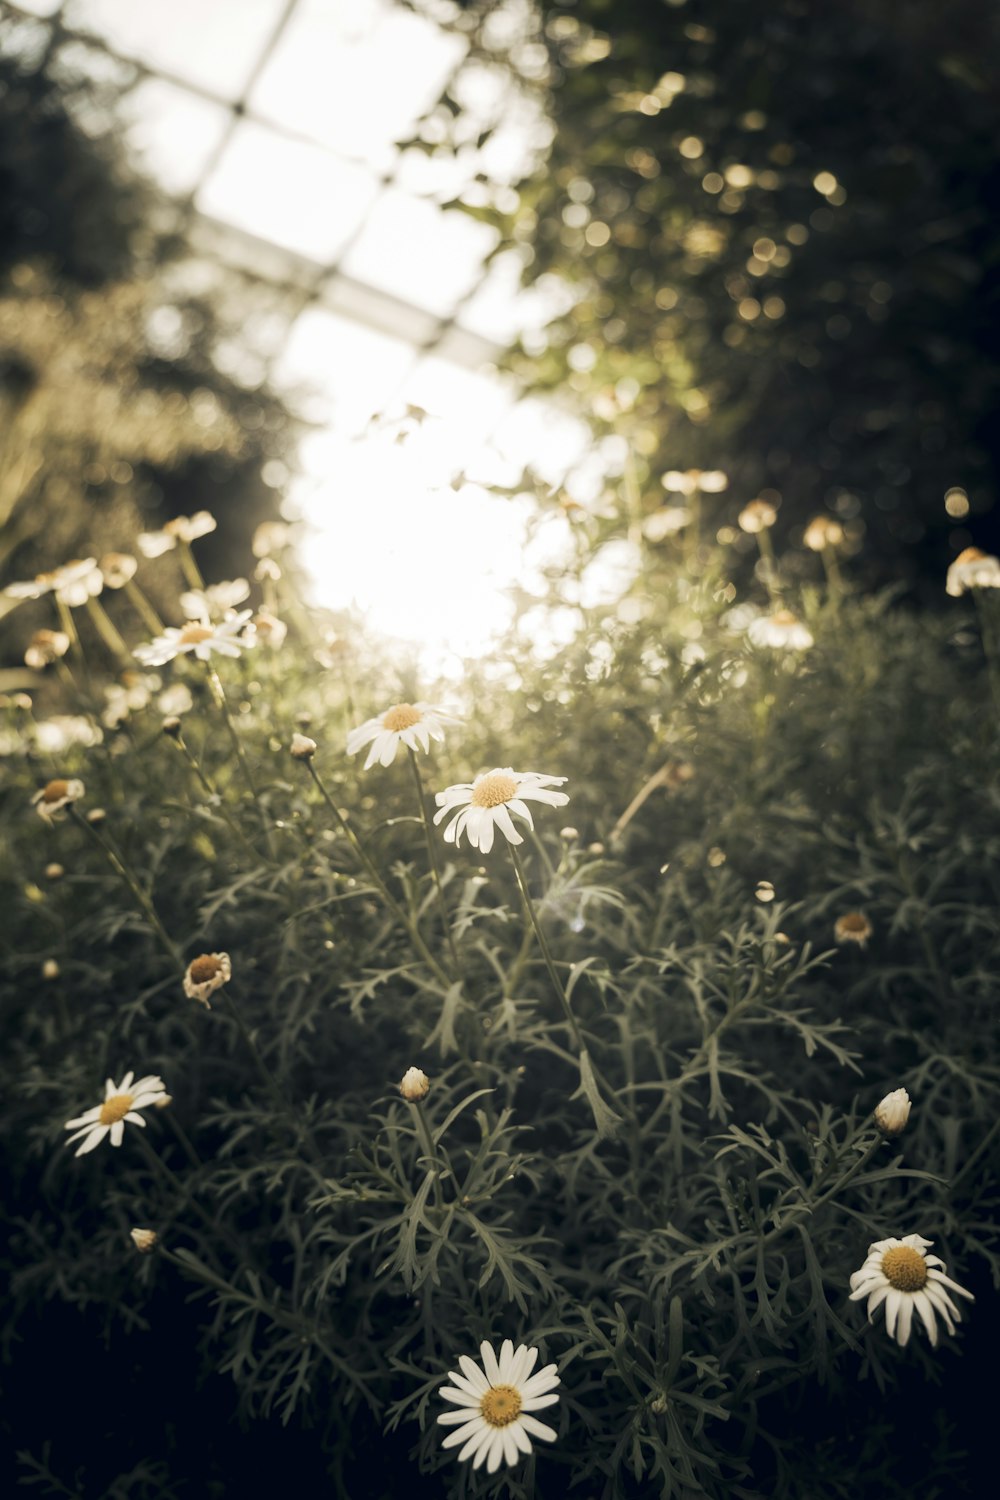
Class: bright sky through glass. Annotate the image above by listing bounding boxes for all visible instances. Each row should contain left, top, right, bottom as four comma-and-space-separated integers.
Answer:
18, 0, 595, 664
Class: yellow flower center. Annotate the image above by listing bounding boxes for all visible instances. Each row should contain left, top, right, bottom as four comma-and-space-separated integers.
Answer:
189, 955, 222, 984
99, 1092, 135, 1125
42, 779, 70, 803
178, 623, 213, 645
838, 913, 869, 935
955, 546, 986, 565
771, 610, 799, 627
471, 772, 518, 809
480, 1385, 522, 1428
881, 1246, 928, 1291
382, 703, 422, 732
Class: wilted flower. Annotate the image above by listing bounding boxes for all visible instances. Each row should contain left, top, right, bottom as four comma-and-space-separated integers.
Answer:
183, 952, 231, 1009
849, 1234, 973, 1347
5, 558, 103, 606
252, 521, 290, 557
31, 778, 84, 821
874, 1087, 911, 1137
946, 546, 1000, 597
252, 609, 287, 649
99, 553, 138, 589
437, 1338, 560, 1473
347, 702, 458, 770
134, 611, 254, 667
803, 515, 844, 551
835, 911, 872, 948
130, 1228, 158, 1253
137, 511, 216, 558
739, 499, 778, 533
24, 630, 71, 670
434, 769, 569, 854
747, 610, 814, 650
64, 1071, 169, 1156
399, 1066, 430, 1102
180, 579, 250, 620
290, 733, 317, 760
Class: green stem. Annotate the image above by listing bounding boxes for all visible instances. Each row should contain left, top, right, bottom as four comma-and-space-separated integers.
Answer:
125, 577, 165, 635
412, 1098, 445, 1210
508, 840, 585, 1052
177, 538, 205, 591
219, 983, 294, 1118
71, 808, 182, 969
85, 594, 132, 665
305, 762, 452, 988
206, 666, 276, 858
407, 746, 459, 972
171, 732, 263, 858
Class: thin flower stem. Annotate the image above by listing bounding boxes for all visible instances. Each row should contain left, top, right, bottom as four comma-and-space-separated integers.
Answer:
406, 746, 459, 972
124, 577, 165, 635
219, 983, 294, 1119
164, 1110, 202, 1169
70, 808, 183, 970
755, 528, 781, 605
305, 762, 453, 989
412, 1099, 445, 1210
170, 732, 263, 859
206, 666, 276, 858
84, 594, 131, 665
177, 538, 205, 592
508, 841, 585, 1053
948, 1114, 1000, 1192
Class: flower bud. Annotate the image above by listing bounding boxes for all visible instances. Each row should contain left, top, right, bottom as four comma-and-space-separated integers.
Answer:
290, 733, 317, 760
45, 863, 65, 881
399, 1066, 430, 1102
162, 716, 183, 738
130, 1228, 158, 1253
874, 1088, 911, 1137
42, 959, 60, 980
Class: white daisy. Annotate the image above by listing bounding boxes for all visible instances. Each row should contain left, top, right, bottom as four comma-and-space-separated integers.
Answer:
739, 498, 778, 533
747, 609, 814, 650
133, 610, 254, 667
64, 1071, 169, 1157
437, 1338, 560, 1473
434, 768, 569, 854
137, 511, 217, 558
347, 701, 458, 770
803, 515, 844, 551
946, 546, 1000, 597
99, 553, 138, 589
179, 579, 251, 620
5, 557, 103, 606
835, 910, 872, 948
849, 1233, 974, 1347
252, 609, 287, 649
24, 630, 71, 669
31, 777, 85, 821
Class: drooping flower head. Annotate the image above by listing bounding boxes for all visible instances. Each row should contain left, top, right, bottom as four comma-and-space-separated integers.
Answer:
946, 546, 1000, 597
134, 611, 254, 667
849, 1234, 973, 1347
130, 1228, 158, 1253
137, 511, 217, 558
99, 553, 138, 589
747, 609, 814, 651
739, 499, 778, 533
803, 515, 844, 552
64, 1071, 169, 1156
347, 702, 458, 770
434, 768, 569, 854
437, 1338, 560, 1473
183, 952, 231, 1009
24, 630, 71, 669
835, 911, 872, 948
31, 778, 84, 821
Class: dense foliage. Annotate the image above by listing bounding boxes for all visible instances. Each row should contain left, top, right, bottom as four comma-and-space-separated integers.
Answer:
1, 504, 996, 1497
417, 0, 1000, 591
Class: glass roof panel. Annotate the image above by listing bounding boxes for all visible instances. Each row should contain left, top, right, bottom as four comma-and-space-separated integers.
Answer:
197, 120, 381, 264
340, 187, 498, 317
65, 0, 287, 99
120, 78, 232, 197
250, 0, 466, 168
273, 306, 416, 429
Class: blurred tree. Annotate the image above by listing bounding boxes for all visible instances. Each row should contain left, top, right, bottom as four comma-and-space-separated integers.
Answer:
422, 0, 1000, 593
0, 20, 292, 626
